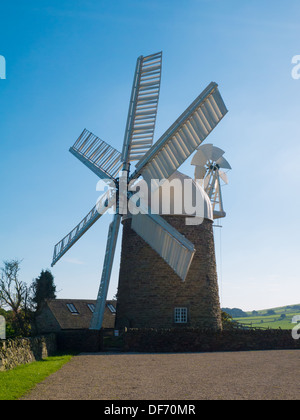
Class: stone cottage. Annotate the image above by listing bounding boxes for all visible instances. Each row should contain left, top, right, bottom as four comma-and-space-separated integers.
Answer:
34, 299, 116, 334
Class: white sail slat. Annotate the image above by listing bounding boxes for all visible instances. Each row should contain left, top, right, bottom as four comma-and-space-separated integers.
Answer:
132, 83, 228, 186
90, 214, 121, 330
131, 213, 195, 281
122, 52, 162, 164
51, 190, 116, 267
70, 129, 123, 180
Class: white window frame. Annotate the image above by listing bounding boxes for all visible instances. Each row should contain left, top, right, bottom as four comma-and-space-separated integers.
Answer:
66, 303, 79, 314
174, 307, 188, 324
107, 303, 116, 313
87, 303, 95, 313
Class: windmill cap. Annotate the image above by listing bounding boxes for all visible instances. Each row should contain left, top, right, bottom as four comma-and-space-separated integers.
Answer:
127, 170, 213, 221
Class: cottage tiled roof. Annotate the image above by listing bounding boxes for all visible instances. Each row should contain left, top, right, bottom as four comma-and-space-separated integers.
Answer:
44, 299, 116, 330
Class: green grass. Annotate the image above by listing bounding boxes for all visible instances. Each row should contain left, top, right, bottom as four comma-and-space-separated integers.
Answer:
0, 353, 73, 400
233, 304, 300, 330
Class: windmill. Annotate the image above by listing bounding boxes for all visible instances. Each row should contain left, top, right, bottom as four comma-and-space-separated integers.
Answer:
191, 144, 231, 219
51, 51, 228, 330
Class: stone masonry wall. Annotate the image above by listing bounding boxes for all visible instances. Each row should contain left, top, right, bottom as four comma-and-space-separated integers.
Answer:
0, 334, 57, 371
123, 328, 300, 353
116, 216, 222, 330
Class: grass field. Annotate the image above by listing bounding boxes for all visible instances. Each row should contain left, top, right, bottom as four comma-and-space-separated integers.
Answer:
0, 353, 73, 400
233, 304, 300, 330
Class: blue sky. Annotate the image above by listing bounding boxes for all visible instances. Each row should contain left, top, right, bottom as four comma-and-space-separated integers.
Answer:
0, 0, 300, 311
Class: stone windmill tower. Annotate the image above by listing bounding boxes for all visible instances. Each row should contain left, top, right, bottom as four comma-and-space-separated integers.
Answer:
51, 52, 229, 332
115, 171, 225, 331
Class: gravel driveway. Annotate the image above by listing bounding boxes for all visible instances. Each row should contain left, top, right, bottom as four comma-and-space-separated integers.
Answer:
22, 350, 300, 400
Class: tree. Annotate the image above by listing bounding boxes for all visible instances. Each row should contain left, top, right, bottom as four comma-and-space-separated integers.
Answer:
0, 260, 32, 336
31, 270, 56, 312
221, 307, 248, 318
221, 311, 239, 330
266, 310, 275, 316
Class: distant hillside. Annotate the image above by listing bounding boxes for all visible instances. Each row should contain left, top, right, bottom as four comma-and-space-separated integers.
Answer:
222, 304, 300, 330
222, 304, 300, 317
245, 304, 300, 316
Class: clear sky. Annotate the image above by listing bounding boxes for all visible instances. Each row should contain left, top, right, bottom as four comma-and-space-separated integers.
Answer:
1, 0, 299, 311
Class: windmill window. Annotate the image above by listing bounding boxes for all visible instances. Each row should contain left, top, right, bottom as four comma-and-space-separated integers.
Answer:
87, 304, 95, 313
66, 303, 79, 314
107, 304, 116, 313
174, 307, 188, 323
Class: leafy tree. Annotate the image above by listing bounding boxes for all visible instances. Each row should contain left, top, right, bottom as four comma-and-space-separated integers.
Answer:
221, 311, 239, 330
221, 307, 248, 318
31, 270, 56, 312
266, 309, 275, 316
0, 260, 32, 336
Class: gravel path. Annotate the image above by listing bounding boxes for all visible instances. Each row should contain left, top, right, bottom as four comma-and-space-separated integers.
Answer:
22, 350, 300, 400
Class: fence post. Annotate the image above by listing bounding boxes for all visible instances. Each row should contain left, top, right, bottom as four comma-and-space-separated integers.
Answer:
0, 316, 6, 340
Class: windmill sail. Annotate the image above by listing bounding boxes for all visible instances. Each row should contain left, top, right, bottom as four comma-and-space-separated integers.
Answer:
122, 52, 162, 164
131, 213, 195, 281
90, 214, 121, 330
70, 129, 123, 181
51, 190, 115, 267
191, 144, 226, 167
216, 156, 232, 170
131, 82, 227, 186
